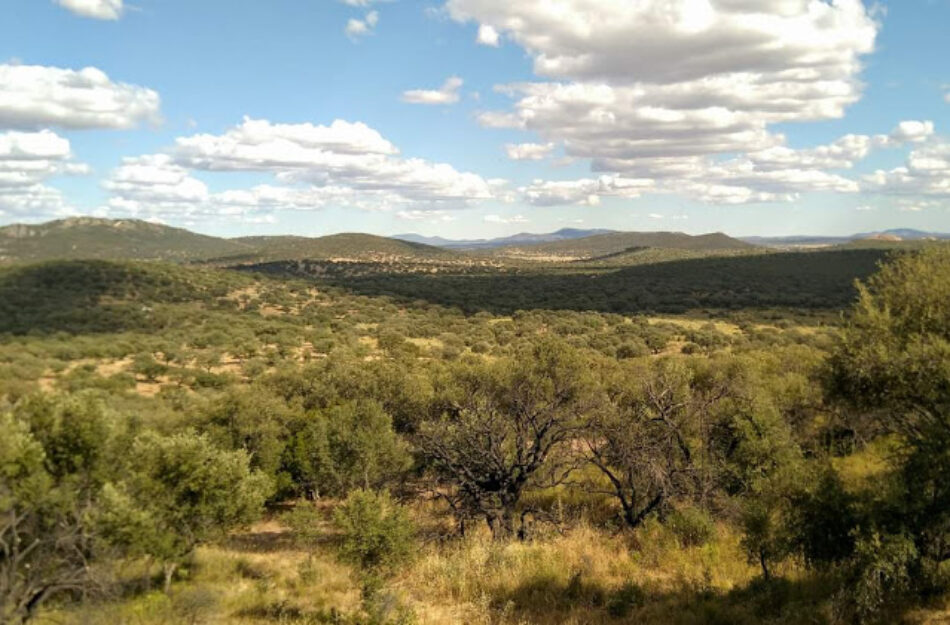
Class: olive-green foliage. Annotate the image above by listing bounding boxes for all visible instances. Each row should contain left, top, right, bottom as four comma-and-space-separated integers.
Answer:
827, 245, 950, 421
101, 431, 271, 570
1, 246, 945, 622
333, 489, 414, 575
420, 339, 601, 539
666, 507, 715, 548
0, 261, 248, 335
194, 387, 296, 491
265, 248, 888, 316
783, 246, 950, 618
0, 394, 123, 624
287, 400, 411, 498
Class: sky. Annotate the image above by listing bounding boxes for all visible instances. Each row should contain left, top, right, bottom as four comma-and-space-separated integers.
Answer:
1, 0, 949, 239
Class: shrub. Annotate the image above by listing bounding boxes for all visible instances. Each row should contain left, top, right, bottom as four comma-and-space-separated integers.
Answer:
667, 507, 715, 548
607, 581, 645, 618
844, 531, 918, 623
333, 489, 413, 575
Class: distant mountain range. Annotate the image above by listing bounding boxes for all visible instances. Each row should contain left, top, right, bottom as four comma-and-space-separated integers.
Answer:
490, 231, 755, 259
0, 218, 457, 264
741, 229, 950, 248
393, 228, 616, 249
1, 218, 947, 265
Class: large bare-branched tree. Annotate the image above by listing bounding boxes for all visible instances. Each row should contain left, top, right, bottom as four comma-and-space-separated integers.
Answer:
583, 358, 736, 529
418, 340, 601, 539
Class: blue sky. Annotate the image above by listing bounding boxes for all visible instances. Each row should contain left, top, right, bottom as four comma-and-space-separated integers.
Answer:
1, 0, 949, 238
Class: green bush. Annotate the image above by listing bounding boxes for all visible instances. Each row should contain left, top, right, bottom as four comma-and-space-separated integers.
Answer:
666, 507, 715, 548
333, 489, 413, 575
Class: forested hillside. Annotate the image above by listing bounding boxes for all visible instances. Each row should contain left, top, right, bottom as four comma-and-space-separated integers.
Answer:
2, 244, 949, 625
0, 217, 251, 262
492, 231, 755, 260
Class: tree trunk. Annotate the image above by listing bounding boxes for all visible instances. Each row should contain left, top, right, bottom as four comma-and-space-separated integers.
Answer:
486, 507, 516, 541
621, 492, 664, 529
162, 562, 177, 594
759, 550, 771, 582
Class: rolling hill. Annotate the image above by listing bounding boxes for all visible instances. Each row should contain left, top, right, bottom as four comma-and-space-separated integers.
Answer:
0, 219, 460, 264
0, 217, 251, 262
492, 231, 756, 260
394, 227, 617, 249
743, 228, 950, 248
222, 233, 461, 263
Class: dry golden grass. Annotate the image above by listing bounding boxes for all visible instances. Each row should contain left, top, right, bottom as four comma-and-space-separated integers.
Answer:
39, 498, 950, 625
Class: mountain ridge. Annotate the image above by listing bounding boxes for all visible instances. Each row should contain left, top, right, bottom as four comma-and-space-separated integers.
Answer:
2, 218, 946, 264
393, 227, 616, 249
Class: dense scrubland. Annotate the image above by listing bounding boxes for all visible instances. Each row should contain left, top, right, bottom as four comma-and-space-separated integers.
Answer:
1, 232, 949, 625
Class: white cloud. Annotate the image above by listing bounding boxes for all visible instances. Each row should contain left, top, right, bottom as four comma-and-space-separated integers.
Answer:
521, 175, 653, 206
888, 120, 935, 144
505, 142, 554, 161
101, 116, 496, 221
102, 153, 378, 221
476, 24, 500, 47
855, 205, 873, 211
396, 209, 455, 222
346, 11, 379, 39
447, 0, 876, 85
864, 139, 950, 198
55, 0, 123, 20
944, 92, 950, 105
173, 117, 492, 205
0, 130, 86, 217
0, 64, 160, 130
175, 117, 398, 170
484, 213, 528, 224
447, 0, 879, 203
402, 76, 464, 105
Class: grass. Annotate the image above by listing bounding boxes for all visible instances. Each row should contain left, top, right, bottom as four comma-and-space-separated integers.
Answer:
33, 503, 789, 625
35, 489, 950, 625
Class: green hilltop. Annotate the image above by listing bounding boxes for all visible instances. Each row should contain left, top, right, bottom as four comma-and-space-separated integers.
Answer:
0, 219, 460, 264
0, 217, 250, 262
491, 231, 756, 260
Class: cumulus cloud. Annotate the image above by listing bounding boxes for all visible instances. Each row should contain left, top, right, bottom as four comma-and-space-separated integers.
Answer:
864, 140, 950, 198
396, 209, 455, 222
888, 120, 935, 144
0, 64, 160, 130
505, 142, 554, 161
519, 119, 943, 207
446, 0, 883, 204
0, 130, 86, 217
102, 117, 496, 221
174, 117, 491, 203
402, 76, 464, 105
476, 24, 500, 46
345, 11, 379, 39
102, 153, 377, 221
448, 0, 875, 83
484, 213, 528, 224
521, 175, 653, 206
55, 0, 123, 20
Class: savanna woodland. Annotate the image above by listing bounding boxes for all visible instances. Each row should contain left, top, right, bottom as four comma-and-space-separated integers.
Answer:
1, 219, 949, 625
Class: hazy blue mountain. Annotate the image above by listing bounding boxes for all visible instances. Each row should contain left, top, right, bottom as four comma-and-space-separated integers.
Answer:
392, 228, 617, 249
744, 228, 950, 248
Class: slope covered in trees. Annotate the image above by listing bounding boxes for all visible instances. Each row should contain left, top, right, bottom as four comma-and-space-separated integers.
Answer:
0, 217, 251, 262
1, 244, 949, 625
492, 231, 756, 260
